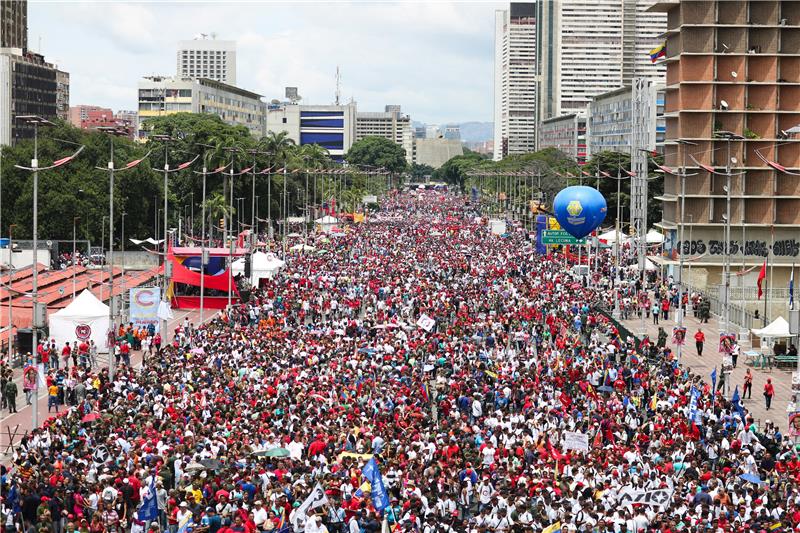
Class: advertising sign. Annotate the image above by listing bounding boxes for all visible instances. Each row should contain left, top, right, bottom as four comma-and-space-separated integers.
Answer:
129, 287, 161, 332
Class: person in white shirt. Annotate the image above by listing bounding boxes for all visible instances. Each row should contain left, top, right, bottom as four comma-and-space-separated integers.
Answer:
253, 500, 269, 529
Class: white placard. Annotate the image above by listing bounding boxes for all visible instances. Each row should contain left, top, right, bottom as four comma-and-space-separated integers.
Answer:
563, 431, 589, 452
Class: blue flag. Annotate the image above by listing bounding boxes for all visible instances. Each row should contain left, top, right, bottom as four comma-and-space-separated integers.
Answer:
362, 458, 390, 513
731, 385, 746, 420
710, 368, 717, 393
138, 477, 159, 522
790, 267, 795, 309
688, 386, 701, 424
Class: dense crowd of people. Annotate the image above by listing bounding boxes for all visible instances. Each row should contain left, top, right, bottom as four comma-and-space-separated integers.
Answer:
0, 190, 796, 533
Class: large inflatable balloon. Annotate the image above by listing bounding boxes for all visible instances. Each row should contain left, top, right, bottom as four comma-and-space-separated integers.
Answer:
553, 186, 607, 239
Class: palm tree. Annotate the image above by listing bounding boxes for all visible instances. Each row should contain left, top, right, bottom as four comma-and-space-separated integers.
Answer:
204, 192, 234, 242
262, 131, 296, 167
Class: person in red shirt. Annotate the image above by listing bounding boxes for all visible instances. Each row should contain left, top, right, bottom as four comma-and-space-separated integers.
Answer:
694, 328, 705, 356
764, 378, 775, 410
61, 342, 72, 370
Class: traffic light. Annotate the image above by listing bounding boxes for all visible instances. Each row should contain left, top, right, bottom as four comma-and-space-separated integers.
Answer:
219, 218, 224, 228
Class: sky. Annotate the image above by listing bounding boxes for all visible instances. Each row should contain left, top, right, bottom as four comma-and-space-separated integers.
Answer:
29, 0, 500, 125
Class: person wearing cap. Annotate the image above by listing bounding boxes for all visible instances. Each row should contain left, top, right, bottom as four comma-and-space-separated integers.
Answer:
252, 500, 268, 531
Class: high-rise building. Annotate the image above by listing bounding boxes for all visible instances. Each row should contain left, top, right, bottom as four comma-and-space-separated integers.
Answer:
586, 84, 665, 158
414, 125, 427, 139
1, 0, 27, 50
177, 36, 236, 84
414, 138, 464, 168
266, 103, 357, 161
493, 2, 537, 160
538, 114, 587, 163
0, 50, 58, 145
536, 0, 665, 125
355, 105, 414, 163
653, 0, 800, 299
0, 0, 67, 145
137, 76, 264, 138
56, 68, 69, 121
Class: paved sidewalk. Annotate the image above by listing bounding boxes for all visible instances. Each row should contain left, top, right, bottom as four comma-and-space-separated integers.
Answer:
0, 307, 208, 457
619, 307, 796, 430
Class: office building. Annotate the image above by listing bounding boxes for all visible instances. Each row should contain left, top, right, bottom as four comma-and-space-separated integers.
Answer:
56, 68, 69, 121
586, 84, 665, 157
137, 76, 264, 138
355, 105, 414, 163
68, 105, 134, 137
1, 0, 27, 50
493, 2, 537, 160
536, 0, 666, 124
266, 103, 357, 161
0, 49, 59, 145
652, 0, 800, 296
177, 36, 236, 84
414, 125, 427, 140
443, 125, 461, 140
538, 114, 586, 163
414, 138, 463, 168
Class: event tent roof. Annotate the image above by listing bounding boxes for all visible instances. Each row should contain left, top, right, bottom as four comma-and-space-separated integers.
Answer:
51, 289, 108, 319
751, 316, 791, 337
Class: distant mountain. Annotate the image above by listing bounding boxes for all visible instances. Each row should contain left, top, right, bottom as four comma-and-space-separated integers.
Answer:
457, 122, 493, 143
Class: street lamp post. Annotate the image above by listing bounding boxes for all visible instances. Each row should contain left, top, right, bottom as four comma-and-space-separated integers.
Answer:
7, 224, 16, 362
13, 115, 83, 429
151, 134, 179, 343
72, 216, 80, 298
121, 211, 126, 323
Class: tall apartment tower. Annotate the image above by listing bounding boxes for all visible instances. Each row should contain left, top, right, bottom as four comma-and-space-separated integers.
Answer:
654, 0, 800, 294
493, 3, 537, 161
1, 0, 27, 50
537, 0, 665, 124
177, 36, 236, 84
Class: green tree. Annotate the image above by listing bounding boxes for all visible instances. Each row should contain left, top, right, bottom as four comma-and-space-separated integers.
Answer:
432, 152, 484, 191
346, 136, 407, 173
409, 163, 434, 181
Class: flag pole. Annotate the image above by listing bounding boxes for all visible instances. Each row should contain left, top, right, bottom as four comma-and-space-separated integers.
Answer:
765, 225, 773, 325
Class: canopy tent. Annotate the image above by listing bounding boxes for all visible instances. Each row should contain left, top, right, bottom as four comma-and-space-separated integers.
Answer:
630, 257, 658, 271
232, 251, 286, 286
598, 229, 630, 244
315, 215, 340, 234
49, 289, 111, 353
751, 316, 791, 338
646, 229, 665, 244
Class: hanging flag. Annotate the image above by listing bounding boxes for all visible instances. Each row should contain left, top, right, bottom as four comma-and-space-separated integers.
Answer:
649, 43, 666, 63
731, 386, 746, 420
688, 386, 700, 423
757, 260, 767, 299
137, 477, 159, 522
790, 265, 795, 310
362, 458, 390, 512
710, 368, 717, 393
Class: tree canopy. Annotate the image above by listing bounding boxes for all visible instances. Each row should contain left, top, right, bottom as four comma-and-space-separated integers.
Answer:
346, 136, 408, 173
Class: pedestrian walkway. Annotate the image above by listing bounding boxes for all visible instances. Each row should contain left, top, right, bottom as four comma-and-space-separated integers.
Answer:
0, 307, 205, 459
619, 306, 795, 428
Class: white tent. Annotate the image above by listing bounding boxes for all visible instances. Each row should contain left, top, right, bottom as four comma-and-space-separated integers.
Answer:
751, 316, 791, 338
253, 251, 285, 283
49, 289, 111, 353
646, 229, 665, 244
315, 216, 340, 234
598, 229, 630, 244
290, 243, 316, 252
630, 257, 658, 271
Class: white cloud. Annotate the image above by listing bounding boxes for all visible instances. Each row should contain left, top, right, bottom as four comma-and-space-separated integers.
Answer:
28, 1, 497, 123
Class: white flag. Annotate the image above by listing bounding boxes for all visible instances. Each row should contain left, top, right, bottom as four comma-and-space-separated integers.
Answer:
416, 314, 435, 332
157, 301, 174, 321
292, 483, 329, 529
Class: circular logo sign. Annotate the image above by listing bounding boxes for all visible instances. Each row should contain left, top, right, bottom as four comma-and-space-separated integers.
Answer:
135, 289, 157, 307
75, 324, 92, 340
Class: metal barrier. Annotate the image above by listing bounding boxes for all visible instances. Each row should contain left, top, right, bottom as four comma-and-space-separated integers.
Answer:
682, 284, 758, 330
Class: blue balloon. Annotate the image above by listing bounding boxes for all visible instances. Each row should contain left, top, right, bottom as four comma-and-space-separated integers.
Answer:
553, 186, 607, 239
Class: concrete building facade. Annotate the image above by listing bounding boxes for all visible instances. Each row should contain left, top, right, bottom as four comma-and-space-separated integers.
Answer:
538, 113, 587, 163
414, 138, 464, 169
586, 84, 665, 157
177, 37, 236, 84
266, 103, 357, 161
55, 68, 69, 121
536, 0, 666, 126
355, 106, 414, 163
137, 76, 264, 138
1, 0, 27, 50
653, 0, 800, 300
0, 49, 59, 145
494, 2, 537, 160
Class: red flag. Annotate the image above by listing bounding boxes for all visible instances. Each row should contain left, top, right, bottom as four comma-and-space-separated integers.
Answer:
757, 260, 767, 299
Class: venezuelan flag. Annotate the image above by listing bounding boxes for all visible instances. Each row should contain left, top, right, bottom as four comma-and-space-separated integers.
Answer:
649, 43, 666, 63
